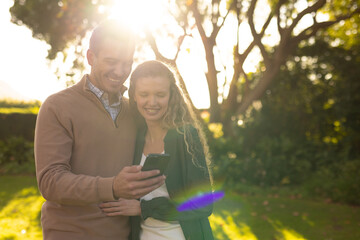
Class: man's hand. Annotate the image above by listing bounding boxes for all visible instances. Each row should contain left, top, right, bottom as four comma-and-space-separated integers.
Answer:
112, 165, 166, 199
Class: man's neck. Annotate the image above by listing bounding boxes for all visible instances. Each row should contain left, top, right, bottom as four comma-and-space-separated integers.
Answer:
108, 93, 120, 105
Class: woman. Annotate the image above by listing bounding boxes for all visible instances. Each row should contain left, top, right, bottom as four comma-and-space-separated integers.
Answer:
100, 60, 214, 240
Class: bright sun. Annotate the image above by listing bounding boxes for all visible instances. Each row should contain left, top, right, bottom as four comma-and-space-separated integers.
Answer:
106, 0, 211, 109
108, 0, 167, 34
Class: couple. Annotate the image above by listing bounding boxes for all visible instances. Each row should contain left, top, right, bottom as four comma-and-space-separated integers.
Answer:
35, 19, 214, 240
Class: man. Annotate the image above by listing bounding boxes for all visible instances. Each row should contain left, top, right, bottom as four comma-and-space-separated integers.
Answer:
34, 19, 165, 240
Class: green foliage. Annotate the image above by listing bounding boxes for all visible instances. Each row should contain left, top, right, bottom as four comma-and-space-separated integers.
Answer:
304, 159, 360, 205
10, 0, 109, 59
0, 113, 37, 141
209, 125, 320, 187
0, 99, 40, 114
326, 13, 360, 49
0, 136, 35, 175
0, 107, 39, 114
209, 39, 360, 205
0, 99, 41, 108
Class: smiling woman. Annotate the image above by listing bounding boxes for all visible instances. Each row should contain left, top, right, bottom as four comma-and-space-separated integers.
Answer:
108, 0, 167, 33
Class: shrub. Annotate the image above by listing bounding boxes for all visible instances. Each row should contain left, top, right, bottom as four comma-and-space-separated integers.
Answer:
0, 99, 41, 109
0, 136, 35, 175
303, 159, 360, 205
0, 113, 37, 141
208, 125, 319, 187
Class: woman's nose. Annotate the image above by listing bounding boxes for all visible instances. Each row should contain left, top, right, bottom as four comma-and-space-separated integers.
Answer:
149, 95, 157, 105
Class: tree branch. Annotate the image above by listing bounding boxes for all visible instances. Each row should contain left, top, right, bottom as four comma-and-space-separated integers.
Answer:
145, 30, 196, 109
292, 8, 360, 46
145, 31, 174, 63
191, 0, 209, 43
247, 0, 271, 68
287, 0, 327, 34
210, 0, 236, 40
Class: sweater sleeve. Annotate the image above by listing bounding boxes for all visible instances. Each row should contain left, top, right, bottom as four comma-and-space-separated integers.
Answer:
140, 126, 213, 221
35, 97, 116, 205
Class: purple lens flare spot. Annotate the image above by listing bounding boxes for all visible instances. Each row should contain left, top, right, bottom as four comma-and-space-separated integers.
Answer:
176, 191, 225, 212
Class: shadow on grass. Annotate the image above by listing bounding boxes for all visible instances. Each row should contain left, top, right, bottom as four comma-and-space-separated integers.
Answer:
0, 175, 37, 207
211, 192, 360, 240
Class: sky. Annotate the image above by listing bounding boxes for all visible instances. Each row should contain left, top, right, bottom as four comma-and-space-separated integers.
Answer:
0, 0, 66, 102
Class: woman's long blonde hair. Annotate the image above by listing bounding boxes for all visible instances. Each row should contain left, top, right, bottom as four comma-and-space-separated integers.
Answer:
129, 60, 212, 176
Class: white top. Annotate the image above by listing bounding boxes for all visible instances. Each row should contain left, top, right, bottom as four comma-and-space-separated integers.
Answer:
140, 153, 185, 240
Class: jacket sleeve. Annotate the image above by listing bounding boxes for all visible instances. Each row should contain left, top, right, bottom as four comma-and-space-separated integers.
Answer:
35, 97, 116, 205
140, 126, 213, 221
140, 195, 212, 222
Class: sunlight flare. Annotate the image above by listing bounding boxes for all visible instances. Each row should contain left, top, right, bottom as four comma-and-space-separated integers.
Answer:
210, 214, 258, 240
108, 0, 168, 34
0, 187, 45, 240
269, 219, 308, 240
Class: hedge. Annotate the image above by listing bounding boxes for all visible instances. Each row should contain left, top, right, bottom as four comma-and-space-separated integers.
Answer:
0, 113, 37, 141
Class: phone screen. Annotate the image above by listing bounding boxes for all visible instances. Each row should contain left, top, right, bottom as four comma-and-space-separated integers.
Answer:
142, 153, 170, 176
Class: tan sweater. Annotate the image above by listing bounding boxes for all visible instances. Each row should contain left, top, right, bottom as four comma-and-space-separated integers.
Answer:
34, 75, 136, 240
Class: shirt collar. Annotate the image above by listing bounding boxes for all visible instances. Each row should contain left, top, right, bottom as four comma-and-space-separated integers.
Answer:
86, 77, 104, 99
86, 76, 122, 106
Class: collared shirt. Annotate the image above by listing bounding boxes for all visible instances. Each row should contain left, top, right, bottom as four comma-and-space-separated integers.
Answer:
86, 77, 122, 121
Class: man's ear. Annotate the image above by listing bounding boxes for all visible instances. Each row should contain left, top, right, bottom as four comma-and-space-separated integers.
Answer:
87, 49, 95, 66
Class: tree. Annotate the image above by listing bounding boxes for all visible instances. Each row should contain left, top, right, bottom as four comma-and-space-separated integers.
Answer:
152, 0, 359, 125
208, 37, 360, 191
10, 0, 359, 127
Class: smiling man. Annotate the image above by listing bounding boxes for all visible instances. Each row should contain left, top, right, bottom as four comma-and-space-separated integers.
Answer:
34, 20, 166, 240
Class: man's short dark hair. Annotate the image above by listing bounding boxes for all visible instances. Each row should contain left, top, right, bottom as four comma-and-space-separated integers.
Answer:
89, 19, 136, 55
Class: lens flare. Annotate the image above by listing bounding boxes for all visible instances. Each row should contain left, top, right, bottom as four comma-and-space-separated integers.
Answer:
176, 190, 225, 212
109, 0, 167, 33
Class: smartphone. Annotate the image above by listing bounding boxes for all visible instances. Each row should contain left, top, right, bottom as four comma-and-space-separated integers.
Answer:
142, 153, 170, 176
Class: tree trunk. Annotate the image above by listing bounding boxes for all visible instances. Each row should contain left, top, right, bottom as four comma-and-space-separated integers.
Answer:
206, 46, 221, 122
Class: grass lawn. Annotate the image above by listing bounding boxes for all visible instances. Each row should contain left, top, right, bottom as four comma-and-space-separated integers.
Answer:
0, 175, 43, 240
1, 176, 359, 240
210, 192, 360, 239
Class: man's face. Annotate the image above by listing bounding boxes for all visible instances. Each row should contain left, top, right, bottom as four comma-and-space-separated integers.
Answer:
87, 37, 134, 94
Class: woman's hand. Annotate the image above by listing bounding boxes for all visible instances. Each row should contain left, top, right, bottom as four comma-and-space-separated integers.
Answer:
99, 198, 141, 216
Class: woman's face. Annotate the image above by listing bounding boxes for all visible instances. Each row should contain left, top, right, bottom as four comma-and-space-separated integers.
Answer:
134, 76, 171, 124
